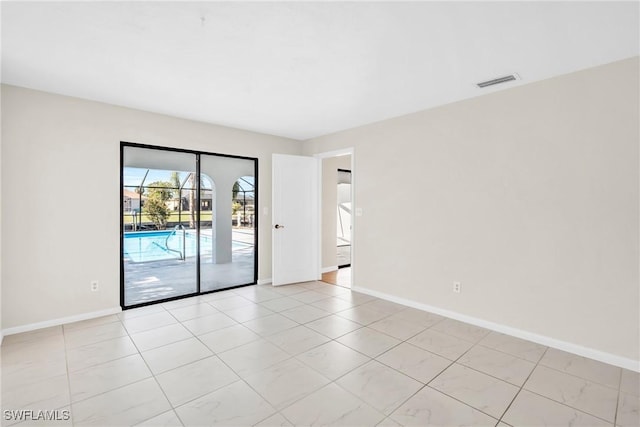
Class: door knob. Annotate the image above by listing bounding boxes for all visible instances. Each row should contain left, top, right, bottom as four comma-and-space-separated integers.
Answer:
274, 224, 285, 229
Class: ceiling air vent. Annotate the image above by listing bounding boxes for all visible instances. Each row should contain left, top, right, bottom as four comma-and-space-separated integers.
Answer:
476, 74, 517, 88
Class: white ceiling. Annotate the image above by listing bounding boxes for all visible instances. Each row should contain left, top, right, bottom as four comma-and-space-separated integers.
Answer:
1, 2, 638, 140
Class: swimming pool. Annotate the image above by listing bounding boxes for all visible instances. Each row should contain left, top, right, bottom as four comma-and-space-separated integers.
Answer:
123, 230, 253, 263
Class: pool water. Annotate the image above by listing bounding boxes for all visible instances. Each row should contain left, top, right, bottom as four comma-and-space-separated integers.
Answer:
123, 230, 252, 262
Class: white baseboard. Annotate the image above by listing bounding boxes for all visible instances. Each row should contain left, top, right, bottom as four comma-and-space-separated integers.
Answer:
257, 278, 273, 285
321, 266, 339, 274
2, 307, 122, 337
352, 285, 640, 373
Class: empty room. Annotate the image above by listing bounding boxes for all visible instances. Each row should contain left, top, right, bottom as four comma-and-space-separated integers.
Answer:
0, 2, 638, 426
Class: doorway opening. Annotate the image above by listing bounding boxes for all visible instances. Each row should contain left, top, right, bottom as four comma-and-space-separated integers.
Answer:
318, 151, 353, 288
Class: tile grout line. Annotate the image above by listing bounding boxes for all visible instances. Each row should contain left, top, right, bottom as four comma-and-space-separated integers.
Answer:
125, 312, 188, 427
499, 341, 616, 424
4, 284, 630, 427
63, 333, 161, 417
202, 287, 390, 422
341, 300, 625, 425
501, 346, 616, 425
123, 304, 191, 425
415, 330, 504, 422
285, 373, 389, 425
3, 296, 236, 426
536, 347, 624, 390
61, 325, 76, 427
613, 366, 623, 427
474, 340, 546, 365
535, 359, 623, 390
320, 311, 483, 422
186, 311, 312, 426
495, 344, 550, 424
187, 293, 322, 415
159, 290, 444, 419
516, 387, 616, 425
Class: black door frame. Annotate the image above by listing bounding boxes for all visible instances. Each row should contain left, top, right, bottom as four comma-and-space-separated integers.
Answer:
120, 141, 259, 310
336, 168, 352, 269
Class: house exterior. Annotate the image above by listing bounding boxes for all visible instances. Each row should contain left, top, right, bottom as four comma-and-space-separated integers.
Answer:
122, 188, 143, 212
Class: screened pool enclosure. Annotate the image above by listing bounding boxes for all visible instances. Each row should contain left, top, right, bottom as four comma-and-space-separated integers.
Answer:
121, 143, 257, 308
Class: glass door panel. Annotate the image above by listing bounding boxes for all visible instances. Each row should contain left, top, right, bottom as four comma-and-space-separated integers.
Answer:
122, 147, 198, 306
199, 154, 257, 292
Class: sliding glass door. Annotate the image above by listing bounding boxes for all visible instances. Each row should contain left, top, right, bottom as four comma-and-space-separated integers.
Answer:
121, 143, 258, 308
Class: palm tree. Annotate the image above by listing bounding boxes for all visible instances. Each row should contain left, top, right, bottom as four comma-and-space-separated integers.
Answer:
233, 181, 240, 200
187, 173, 197, 228
170, 171, 181, 199
186, 173, 210, 228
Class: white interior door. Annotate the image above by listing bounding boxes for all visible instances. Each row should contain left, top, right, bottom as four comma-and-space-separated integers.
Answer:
272, 154, 319, 286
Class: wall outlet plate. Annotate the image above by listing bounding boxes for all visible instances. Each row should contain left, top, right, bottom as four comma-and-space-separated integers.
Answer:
91, 280, 99, 292
453, 281, 461, 293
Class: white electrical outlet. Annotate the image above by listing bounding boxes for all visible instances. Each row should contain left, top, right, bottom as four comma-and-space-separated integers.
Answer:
453, 281, 461, 293
91, 280, 99, 292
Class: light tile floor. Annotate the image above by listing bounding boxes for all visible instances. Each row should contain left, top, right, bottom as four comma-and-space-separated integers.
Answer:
1, 281, 638, 427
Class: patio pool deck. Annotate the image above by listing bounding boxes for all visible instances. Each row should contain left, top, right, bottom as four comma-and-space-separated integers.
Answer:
124, 228, 255, 306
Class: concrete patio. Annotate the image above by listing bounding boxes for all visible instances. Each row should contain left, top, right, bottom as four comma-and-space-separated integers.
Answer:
124, 229, 255, 306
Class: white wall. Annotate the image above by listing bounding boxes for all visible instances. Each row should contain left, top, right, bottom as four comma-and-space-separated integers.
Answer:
0, 67, 3, 343
1, 85, 302, 330
304, 57, 640, 363
0, 6, 4, 342
321, 155, 351, 270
